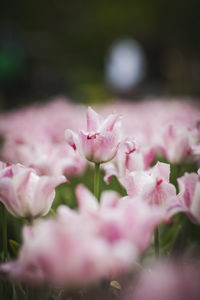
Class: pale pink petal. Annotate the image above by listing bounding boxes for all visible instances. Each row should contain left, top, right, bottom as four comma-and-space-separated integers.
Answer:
65, 129, 78, 151
151, 162, 170, 182
33, 175, 66, 216
166, 195, 191, 219
79, 130, 119, 163
76, 184, 99, 213
120, 198, 165, 250
86, 106, 101, 132
100, 113, 121, 132
0, 178, 20, 216
103, 163, 118, 184
125, 171, 156, 198
190, 182, 200, 221
92, 132, 119, 163
100, 190, 121, 209
79, 130, 93, 161
177, 173, 198, 207
143, 148, 154, 169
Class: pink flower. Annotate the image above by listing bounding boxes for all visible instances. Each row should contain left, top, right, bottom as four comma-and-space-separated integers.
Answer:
159, 122, 200, 163
124, 162, 177, 218
76, 185, 164, 251
65, 107, 121, 163
104, 138, 154, 184
0, 163, 66, 218
0, 99, 86, 177
124, 260, 200, 300
4, 141, 86, 177
168, 170, 200, 223
1, 205, 136, 286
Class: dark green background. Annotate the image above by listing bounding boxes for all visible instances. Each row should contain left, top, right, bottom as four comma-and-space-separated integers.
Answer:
0, 0, 200, 108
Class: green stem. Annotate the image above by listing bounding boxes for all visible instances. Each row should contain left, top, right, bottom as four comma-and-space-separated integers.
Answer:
26, 216, 34, 226
171, 216, 189, 256
154, 227, 159, 258
1, 204, 8, 262
12, 284, 17, 300
94, 163, 100, 200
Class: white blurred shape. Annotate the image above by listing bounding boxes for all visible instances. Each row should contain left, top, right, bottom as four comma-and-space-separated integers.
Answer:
106, 39, 146, 91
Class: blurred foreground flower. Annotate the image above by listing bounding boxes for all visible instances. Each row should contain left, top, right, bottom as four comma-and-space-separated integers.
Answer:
0, 185, 165, 287
76, 185, 164, 252
124, 260, 200, 300
0, 205, 137, 286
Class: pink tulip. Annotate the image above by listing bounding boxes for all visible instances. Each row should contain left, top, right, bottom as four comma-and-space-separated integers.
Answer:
104, 138, 154, 185
167, 170, 200, 223
124, 260, 200, 300
124, 162, 177, 218
0, 185, 164, 287
0, 163, 66, 218
76, 185, 164, 251
1, 205, 136, 286
0, 99, 86, 177
159, 122, 200, 164
5, 141, 86, 177
101, 99, 200, 150
65, 107, 121, 163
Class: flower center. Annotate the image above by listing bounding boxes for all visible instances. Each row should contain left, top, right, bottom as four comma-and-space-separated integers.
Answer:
156, 179, 163, 186
87, 132, 100, 140
125, 141, 136, 155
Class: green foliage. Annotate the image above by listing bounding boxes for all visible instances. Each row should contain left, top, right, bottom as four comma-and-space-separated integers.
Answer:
53, 165, 126, 210
9, 240, 20, 257
170, 161, 198, 192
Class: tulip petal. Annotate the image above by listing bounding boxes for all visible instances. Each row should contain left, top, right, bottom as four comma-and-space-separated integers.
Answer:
76, 184, 99, 213
86, 107, 101, 132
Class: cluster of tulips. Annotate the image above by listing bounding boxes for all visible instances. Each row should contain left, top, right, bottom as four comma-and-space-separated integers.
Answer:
0, 98, 200, 299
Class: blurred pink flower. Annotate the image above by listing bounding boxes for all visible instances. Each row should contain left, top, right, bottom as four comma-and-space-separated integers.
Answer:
65, 106, 121, 163
101, 99, 200, 151
2, 141, 86, 177
124, 260, 200, 300
0, 163, 66, 218
76, 185, 164, 251
159, 122, 200, 163
1, 205, 137, 286
0, 99, 86, 177
168, 170, 200, 223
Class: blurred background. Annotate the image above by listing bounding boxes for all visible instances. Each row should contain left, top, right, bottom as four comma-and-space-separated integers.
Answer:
0, 0, 200, 109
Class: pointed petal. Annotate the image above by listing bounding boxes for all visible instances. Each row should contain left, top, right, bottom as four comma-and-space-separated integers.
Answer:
33, 175, 66, 216
100, 190, 121, 209
190, 181, 200, 222
143, 148, 154, 169
65, 129, 78, 151
101, 113, 121, 132
152, 162, 170, 182
177, 173, 198, 207
86, 107, 100, 131
0, 178, 20, 216
125, 171, 155, 198
76, 184, 99, 213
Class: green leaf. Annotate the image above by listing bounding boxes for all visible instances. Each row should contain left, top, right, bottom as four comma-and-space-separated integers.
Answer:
9, 240, 20, 256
